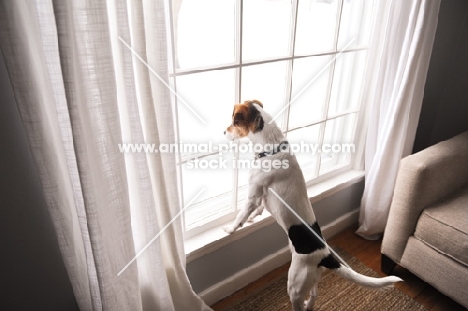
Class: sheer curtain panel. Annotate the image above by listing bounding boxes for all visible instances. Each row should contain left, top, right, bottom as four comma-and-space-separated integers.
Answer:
0, 1, 211, 310
356, 0, 441, 239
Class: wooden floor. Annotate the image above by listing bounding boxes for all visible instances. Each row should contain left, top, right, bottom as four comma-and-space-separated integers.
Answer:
212, 226, 467, 311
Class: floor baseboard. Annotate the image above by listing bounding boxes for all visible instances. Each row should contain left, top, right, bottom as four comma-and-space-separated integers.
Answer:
200, 245, 291, 306
321, 208, 360, 239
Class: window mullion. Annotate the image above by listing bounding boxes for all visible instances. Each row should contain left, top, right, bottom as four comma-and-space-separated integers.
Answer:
284, 109, 358, 134
232, 0, 243, 213
170, 47, 369, 78
282, 0, 299, 133
236, 0, 243, 102
315, 0, 344, 177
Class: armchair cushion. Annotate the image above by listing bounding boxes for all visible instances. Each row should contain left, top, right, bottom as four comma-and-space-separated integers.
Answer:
414, 185, 468, 267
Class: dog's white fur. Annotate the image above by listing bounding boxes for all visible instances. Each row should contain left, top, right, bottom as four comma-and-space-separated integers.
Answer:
224, 101, 402, 311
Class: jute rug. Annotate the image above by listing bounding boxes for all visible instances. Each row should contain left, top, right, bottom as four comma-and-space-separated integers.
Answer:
219, 248, 427, 311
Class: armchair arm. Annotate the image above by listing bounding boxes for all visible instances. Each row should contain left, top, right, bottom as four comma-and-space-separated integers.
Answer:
382, 131, 468, 262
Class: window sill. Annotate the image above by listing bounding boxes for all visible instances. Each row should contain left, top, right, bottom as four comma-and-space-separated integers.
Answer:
184, 169, 365, 263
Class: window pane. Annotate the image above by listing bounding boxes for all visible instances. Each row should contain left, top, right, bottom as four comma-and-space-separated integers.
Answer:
328, 51, 367, 117
338, 0, 375, 48
176, 0, 236, 69
295, 0, 339, 56
288, 56, 331, 129
286, 124, 321, 181
236, 143, 252, 189
319, 113, 356, 175
241, 61, 289, 129
182, 152, 234, 228
176, 69, 235, 155
236, 185, 249, 212
236, 148, 251, 209
242, 0, 292, 61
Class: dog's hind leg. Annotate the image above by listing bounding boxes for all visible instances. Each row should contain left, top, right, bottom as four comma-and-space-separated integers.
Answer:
288, 256, 314, 311
287, 281, 307, 311
305, 284, 318, 311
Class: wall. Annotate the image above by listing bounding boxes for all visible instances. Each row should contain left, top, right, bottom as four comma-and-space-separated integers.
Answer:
413, 0, 468, 153
0, 53, 79, 310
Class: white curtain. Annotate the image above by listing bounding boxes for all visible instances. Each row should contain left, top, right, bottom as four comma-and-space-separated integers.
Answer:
0, 1, 211, 310
356, 0, 441, 239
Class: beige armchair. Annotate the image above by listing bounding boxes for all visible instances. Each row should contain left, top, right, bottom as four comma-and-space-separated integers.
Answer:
381, 131, 468, 308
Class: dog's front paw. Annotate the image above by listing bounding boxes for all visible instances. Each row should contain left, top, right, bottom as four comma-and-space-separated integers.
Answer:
247, 214, 257, 223
223, 225, 236, 235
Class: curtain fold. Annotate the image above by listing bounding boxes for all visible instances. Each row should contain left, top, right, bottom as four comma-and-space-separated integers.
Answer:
0, 1, 211, 310
356, 0, 441, 239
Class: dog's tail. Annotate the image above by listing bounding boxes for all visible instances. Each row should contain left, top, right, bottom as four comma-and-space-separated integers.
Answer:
320, 253, 403, 288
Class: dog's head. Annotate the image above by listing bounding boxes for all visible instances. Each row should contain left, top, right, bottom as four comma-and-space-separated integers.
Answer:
224, 100, 264, 140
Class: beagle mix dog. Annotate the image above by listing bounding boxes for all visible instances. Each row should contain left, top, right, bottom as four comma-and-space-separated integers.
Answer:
224, 100, 402, 311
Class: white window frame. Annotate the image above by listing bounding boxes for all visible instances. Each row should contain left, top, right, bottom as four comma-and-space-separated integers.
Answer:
167, 0, 373, 240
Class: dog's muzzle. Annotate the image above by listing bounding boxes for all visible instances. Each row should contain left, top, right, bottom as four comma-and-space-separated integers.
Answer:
224, 130, 235, 141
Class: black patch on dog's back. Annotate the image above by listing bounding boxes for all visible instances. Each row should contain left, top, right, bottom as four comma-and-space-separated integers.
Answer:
288, 222, 326, 254
318, 254, 341, 269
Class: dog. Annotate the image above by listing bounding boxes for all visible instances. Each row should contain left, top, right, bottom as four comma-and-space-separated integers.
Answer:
223, 100, 402, 311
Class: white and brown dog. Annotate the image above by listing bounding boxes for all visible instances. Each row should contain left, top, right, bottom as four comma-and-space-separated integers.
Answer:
223, 100, 402, 311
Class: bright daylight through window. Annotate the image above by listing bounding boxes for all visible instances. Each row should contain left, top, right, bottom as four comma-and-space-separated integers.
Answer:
168, 0, 374, 238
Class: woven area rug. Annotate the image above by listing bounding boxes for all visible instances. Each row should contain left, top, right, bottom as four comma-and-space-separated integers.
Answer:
219, 248, 427, 311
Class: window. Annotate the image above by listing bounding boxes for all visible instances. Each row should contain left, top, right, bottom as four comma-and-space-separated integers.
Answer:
168, 0, 375, 238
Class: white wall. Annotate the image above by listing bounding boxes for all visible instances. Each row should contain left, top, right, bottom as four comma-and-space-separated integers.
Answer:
0, 52, 79, 310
